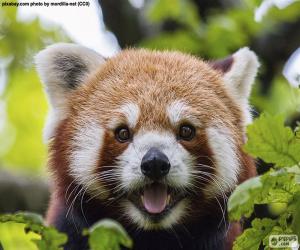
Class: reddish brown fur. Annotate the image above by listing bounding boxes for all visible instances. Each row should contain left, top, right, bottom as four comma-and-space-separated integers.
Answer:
46, 49, 256, 248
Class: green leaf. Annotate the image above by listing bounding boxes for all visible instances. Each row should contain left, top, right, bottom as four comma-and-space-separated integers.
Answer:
228, 175, 262, 220
244, 113, 300, 167
228, 167, 300, 221
0, 5, 70, 174
250, 78, 300, 118
0, 212, 67, 250
0, 212, 43, 225
234, 215, 293, 250
84, 219, 133, 250
291, 193, 300, 237
233, 218, 276, 250
0, 222, 39, 250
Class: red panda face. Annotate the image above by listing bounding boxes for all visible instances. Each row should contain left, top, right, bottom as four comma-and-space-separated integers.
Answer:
36, 45, 259, 230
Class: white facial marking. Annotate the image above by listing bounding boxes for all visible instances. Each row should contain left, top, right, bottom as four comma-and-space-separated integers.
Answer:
69, 120, 106, 196
118, 131, 194, 191
120, 102, 140, 128
108, 102, 140, 129
167, 100, 200, 127
123, 199, 188, 230
116, 130, 194, 229
205, 126, 239, 196
160, 199, 189, 229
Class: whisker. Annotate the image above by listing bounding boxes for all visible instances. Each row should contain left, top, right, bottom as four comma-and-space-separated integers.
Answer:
80, 187, 89, 225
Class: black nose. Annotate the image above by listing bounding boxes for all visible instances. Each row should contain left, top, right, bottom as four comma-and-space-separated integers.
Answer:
141, 147, 171, 180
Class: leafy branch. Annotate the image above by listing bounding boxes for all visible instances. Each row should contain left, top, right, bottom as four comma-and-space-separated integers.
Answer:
228, 113, 300, 250
0, 214, 132, 250
0, 212, 67, 250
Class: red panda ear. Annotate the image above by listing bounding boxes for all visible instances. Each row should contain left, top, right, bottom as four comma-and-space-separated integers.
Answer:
35, 43, 105, 104
211, 47, 259, 102
211, 47, 260, 125
210, 56, 234, 74
35, 43, 105, 140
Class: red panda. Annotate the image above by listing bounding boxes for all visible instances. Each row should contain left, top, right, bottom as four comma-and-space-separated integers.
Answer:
35, 44, 259, 250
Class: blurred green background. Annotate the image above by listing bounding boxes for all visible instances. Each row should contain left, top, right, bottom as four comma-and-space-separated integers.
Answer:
0, 0, 300, 249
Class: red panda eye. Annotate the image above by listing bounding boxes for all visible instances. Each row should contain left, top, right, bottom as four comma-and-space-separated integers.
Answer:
115, 127, 131, 142
179, 125, 195, 141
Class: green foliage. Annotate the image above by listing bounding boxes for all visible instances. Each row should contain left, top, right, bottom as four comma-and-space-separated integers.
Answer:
244, 114, 300, 167
147, 0, 199, 30
228, 167, 300, 221
232, 218, 277, 250
228, 114, 300, 250
84, 219, 133, 250
251, 78, 300, 118
228, 175, 262, 220
143, 0, 300, 58
0, 213, 132, 250
0, 212, 67, 250
1, 70, 48, 171
1, 1, 300, 249
140, 30, 201, 54
0, 4, 69, 173
0, 222, 38, 250
265, 1, 300, 23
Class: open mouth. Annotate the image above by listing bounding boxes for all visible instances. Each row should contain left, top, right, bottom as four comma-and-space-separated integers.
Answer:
127, 182, 186, 219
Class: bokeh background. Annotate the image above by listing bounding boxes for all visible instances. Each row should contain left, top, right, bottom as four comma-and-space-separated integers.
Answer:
0, 0, 300, 249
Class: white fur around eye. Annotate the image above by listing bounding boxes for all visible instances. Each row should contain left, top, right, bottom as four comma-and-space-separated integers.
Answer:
117, 130, 193, 192
120, 103, 140, 128
167, 100, 189, 126
108, 102, 140, 129
166, 100, 201, 127
116, 130, 194, 229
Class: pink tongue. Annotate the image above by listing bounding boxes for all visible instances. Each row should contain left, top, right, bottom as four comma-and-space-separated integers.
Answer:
143, 184, 168, 214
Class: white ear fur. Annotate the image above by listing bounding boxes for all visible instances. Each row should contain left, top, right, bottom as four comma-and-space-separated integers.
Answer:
223, 47, 260, 103
212, 47, 260, 125
224, 47, 259, 125
35, 43, 105, 141
35, 43, 105, 107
